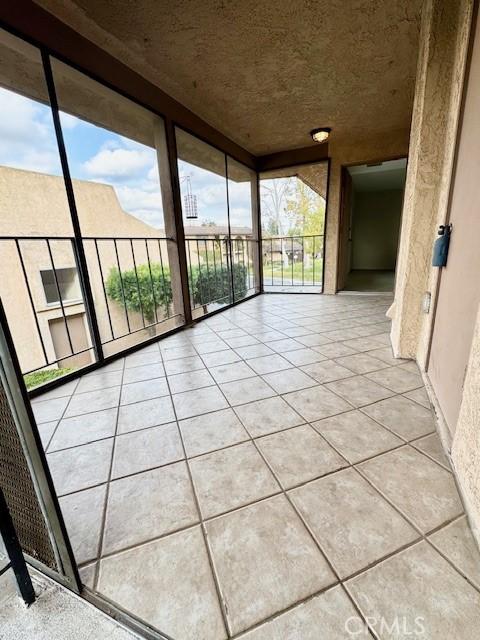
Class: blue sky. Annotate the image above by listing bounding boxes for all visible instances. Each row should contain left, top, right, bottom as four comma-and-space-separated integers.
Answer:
0, 85, 253, 231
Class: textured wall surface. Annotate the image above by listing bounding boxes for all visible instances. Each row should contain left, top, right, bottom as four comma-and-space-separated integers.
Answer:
390, 0, 474, 366
33, 0, 421, 155
452, 307, 480, 544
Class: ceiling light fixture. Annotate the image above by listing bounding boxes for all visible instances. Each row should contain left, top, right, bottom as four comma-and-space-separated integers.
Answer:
310, 127, 331, 144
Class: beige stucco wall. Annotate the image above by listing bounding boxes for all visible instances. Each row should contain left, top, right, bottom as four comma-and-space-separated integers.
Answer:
389, 0, 479, 544
452, 305, 480, 543
390, 0, 474, 367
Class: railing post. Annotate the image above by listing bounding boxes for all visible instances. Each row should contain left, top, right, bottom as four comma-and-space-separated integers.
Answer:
41, 51, 104, 363
253, 172, 263, 293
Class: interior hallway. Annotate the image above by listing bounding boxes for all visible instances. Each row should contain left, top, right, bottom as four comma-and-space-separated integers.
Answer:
30, 293, 480, 639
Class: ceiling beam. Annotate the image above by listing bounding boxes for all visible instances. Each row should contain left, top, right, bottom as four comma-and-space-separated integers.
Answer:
256, 144, 329, 172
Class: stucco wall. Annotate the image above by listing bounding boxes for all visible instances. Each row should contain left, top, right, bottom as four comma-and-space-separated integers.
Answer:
452, 305, 480, 543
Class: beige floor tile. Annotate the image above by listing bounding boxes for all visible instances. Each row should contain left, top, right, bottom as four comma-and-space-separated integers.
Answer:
76, 370, 123, 393
201, 349, 242, 367
172, 386, 228, 419
239, 586, 362, 640
190, 442, 279, 518
365, 346, 408, 366
326, 376, 394, 407
283, 385, 352, 422
262, 368, 317, 394
234, 344, 275, 359
290, 468, 418, 577
98, 527, 226, 640
112, 423, 184, 478
120, 378, 169, 405
117, 396, 175, 434
246, 354, 293, 374
60, 485, 106, 564
341, 337, 385, 352
167, 368, 215, 394
335, 352, 389, 375
300, 360, 354, 383
209, 361, 256, 383
234, 396, 304, 437
283, 348, 327, 366
65, 387, 121, 418
47, 439, 113, 496
265, 337, 305, 353
429, 516, 480, 589
366, 366, 423, 393
103, 462, 198, 553
313, 410, 402, 463
219, 377, 276, 406
314, 342, 358, 359
359, 446, 463, 532
179, 408, 249, 457
122, 363, 165, 384
163, 355, 205, 375
256, 424, 346, 488
49, 408, 117, 452
206, 495, 335, 635
346, 541, 480, 639
404, 386, 431, 408
295, 333, 332, 347
361, 395, 435, 440
412, 432, 450, 469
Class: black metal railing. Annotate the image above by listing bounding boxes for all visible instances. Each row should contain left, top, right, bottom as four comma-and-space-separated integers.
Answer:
185, 237, 258, 312
261, 234, 324, 289
0, 236, 177, 384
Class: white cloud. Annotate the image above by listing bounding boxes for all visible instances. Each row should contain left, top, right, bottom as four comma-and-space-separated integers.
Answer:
83, 147, 154, 180
0, 87, 62, 175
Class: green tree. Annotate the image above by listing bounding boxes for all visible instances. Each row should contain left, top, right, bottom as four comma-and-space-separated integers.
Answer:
106, 263, 172, 323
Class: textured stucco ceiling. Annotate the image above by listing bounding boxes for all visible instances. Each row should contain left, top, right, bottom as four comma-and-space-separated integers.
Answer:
33, 0, 422, 155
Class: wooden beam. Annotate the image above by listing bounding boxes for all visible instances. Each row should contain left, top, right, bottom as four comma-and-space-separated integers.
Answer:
256, 144, 330, 172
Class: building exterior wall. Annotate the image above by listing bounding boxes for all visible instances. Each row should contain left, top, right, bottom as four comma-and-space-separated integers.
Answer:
0, 166, 172, 372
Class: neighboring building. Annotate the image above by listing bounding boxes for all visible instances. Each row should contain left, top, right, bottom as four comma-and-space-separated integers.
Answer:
0, 166, 171, 373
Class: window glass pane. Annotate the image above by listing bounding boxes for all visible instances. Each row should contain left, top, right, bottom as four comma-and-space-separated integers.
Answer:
260, 162, 327, 292
0, 29, 93, 387
176, 128, 232, 316
226, 156, 259, 298
51, 59, 183, 355
41, 267, 81, 304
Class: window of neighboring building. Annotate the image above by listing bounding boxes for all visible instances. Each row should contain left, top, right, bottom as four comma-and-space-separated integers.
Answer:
41, 267, 81, 305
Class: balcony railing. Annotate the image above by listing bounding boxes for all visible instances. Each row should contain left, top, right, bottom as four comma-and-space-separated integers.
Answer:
185, 237, 258, 313
0, 235, 179, 387
262, 234, 324, 290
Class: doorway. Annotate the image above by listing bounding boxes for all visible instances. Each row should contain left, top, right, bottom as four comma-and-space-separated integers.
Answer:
338, 158, 407, 293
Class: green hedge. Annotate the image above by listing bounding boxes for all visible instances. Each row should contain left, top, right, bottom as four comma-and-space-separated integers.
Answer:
106, 262, 248, 320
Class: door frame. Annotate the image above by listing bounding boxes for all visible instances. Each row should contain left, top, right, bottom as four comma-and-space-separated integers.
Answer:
336, 155, 408, 293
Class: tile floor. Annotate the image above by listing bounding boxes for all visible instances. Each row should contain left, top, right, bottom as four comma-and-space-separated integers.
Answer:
31, 293, 480, 639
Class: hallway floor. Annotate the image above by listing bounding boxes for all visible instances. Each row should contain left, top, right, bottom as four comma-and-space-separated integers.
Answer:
344, 269, 395, 292
31, 294, 480, 639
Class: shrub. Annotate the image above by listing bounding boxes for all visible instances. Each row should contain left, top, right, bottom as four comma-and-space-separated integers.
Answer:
106, 263, 172, 323
192, 263, 248, 307
106, 261, 248, 320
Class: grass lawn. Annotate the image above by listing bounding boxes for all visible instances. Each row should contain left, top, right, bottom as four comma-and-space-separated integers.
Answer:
262, 261, 323, 285
24, 368, 73, 390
